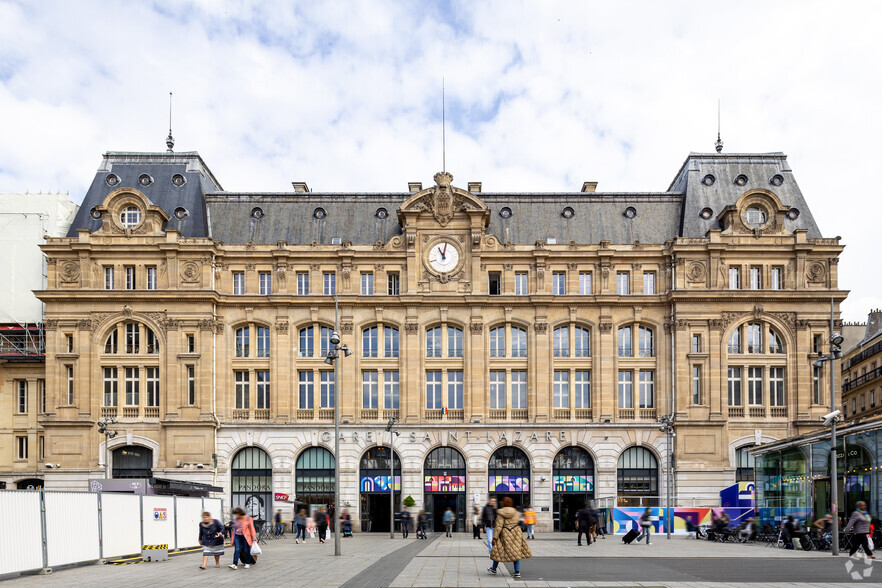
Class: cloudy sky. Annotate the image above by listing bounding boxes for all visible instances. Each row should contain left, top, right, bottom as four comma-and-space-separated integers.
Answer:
0, 0, 879, 321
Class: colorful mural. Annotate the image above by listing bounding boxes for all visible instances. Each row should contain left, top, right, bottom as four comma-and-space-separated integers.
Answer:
424, 475, 466, 492
489, 475, 529, 492
612, 507, 755, 534
360, 475, 401, 492
552, 475, 594, 493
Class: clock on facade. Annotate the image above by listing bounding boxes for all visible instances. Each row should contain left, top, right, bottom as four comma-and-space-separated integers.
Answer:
427, 240, 461, 273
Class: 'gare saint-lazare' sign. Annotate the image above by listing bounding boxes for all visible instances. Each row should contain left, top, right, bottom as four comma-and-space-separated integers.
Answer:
317, 430, 571, 444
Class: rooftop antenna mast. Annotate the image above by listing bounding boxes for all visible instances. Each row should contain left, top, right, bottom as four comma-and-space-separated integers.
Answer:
166, 92, 175, 153
442, 77, 446, 172
714, 98, 723, 153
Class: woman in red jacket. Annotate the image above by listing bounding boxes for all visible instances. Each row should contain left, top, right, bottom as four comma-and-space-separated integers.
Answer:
229, 507, 257, 570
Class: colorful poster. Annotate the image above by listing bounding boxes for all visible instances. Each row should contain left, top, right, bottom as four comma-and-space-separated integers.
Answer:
424, 475, 466, 492
360, 475, 401, 492
612, 507, 755, 534
552, 475, 594, 493
489, 475, 529, 492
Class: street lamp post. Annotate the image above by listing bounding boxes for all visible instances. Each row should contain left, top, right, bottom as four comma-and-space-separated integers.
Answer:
385, 417, 400, 540
97, 418, 118, 478
658, 415, 675, 539
325, 292, 351, 556
812, 297, 844, 556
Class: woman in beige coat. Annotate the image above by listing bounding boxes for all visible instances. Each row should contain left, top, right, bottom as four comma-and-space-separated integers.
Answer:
488, 497, 532, 578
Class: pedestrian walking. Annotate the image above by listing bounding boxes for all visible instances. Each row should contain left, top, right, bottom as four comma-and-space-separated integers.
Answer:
472, 507, 482, 539
316, 507, 329, 544
443, 507, 455, 537
844, 501, 875, 559
295, 508, 307, 543
634, 507, 653, 545
487, 497, 532, 579
523, 505, 537, 539
198, 511, 225, 569
274, 509, 283, 536
228, 507, 256, 570
576, 503, 596, 546
417, 509, 428, 539
401, 506, 411, 539
592, 508, 606, 540
482, 498, 497, 556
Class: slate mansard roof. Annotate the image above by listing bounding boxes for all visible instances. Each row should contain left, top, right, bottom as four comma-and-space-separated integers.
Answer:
70, 150, 823, 244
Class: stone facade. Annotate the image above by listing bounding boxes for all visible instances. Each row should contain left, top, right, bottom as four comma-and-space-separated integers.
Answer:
8, 149, 847, 531
841, 309, 882, 421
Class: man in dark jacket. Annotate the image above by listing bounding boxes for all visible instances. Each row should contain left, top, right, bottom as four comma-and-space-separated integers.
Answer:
576, 504, 596, 546
482, 498, 497, 556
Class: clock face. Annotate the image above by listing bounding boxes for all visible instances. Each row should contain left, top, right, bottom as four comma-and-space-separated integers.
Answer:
428, 241, 460, 273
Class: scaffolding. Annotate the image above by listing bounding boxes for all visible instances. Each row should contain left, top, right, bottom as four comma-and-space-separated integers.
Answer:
0, 323, 45, 359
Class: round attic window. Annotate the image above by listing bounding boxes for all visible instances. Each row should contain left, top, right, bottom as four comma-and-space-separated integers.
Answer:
499, 207, 512, 219
138, 174, 153, 187
120, 206, 142, 228
734, 174, 749, 186
89, 207, 101, 220
174, 207, 189, 220
375, 208, 389, 219
623, 206, 637, 219
561, 206, 575, 219
313, 207, 327, 219
172, 174, 186, 187
699, 207, 713, 220
744, 205, 768, 228
701, 174, 716, 186
786, 208, 800, 220
105, 174, 120, 187
251, 207, 265, 219
770, 174, 784, 187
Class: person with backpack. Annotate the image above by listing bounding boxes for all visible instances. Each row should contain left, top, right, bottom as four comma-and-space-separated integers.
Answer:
316, 507, 329, 544
844, 501, 875, 559
634, 507, 653, 545
443, 507, 455, 537
576, 504, 597, 546
294, 508, 307, 543
198, 511, 225, 569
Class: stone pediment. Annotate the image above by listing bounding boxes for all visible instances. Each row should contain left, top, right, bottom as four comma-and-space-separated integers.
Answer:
399, 171, 488, 226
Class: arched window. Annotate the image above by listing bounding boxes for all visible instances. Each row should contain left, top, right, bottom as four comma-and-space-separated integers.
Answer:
553, 323, 592, 358
769, 329, 784, 354
426, 325, 464, 358
553, 446, 595, 495
363, 326, 378, 357
236, 326, 250, 357
617, 446, 658, 505
617, 326, 632, 357
735, 446, 755, 481
512, 326, 527, 358
490, 327, 505, 357
448, 326, 463, 357
256, 326, 270, 357
425, 446, 466, 471
638, 326, 654, 357
426, 326, 442, 358
728, 327, 742, 354
489, 325, 528, 358
232, 446, 272, 522
574, 326, 590, 357
120, 206, 142, 228
729, 322, 786, 355
103, 323, 159, 355
299, 326, 313, 357
745, 205, 767, 227
359, 447, 401, 488
112, 445, 153, 479
236, 324, 269, 358
295, 447, 335, 507
384, 326, 399, 358
488, 447, 530, 498
105, 330, 118, 354
298, 324, 333, 358
746, 323, 763, 354
554, 326, 569, 357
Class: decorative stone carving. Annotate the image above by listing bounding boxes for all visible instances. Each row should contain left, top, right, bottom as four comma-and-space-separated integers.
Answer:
534, 323, 548, 334
180, 261, 200, 283
45, 319, 58, 330
598, 322, 613, 334
685, 261, 706, 283
631, 263, 642, 271
389, 235, 404, 249
277, 265, 286, 286
165, 318, 179, 331
709, 318, 724, 330
796, 318, 810, 331
216, 321, 224, 334
340, 322, 353, 335
503, 263, 513, 270
198, 319, 215, 332
77, 318, 91, 330
806, 261, 827, 283
374, 241, 385, 250
753, 304, 764, 319
122, 305, 134, 318
214, 263, 226, 281
310, 263, 321, 270
275, 321, 289, 334
469, 322, 483, 334
245, 263, 256, 271
60, 261, 80, 283
721, 311, 748, 330
567, 263, 578, 271
771, 312, 796, 332
245, 242, 255, 251
675, 319, 689, 330
663, 321, 672, 334
412, 171, 457, 225
405, 322, 419, 334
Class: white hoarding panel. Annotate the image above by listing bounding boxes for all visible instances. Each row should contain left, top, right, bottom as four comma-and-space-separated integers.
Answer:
141, 495, 175, 548
44, 491, 100, 567
0, 491, 43, 575
101, 493, 142, 558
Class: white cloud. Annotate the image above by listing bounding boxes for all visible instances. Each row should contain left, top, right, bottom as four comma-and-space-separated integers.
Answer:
0, 0, 879, 320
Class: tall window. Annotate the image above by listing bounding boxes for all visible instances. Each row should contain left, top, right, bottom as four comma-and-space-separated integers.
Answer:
259, 272, 272, 295
104, 367, 118, 406
553, 370, 569, 408
66, 334, 74, 353
16, 437, 27, 460
488, 272, 501, 295
769, 329, 784, 354
692, 334, 701, 353
575, 371, 591, 408
769, 367, 784, 407
362, 326, 378, 357
124, 367, 139, 406
489, 370, 506, 409
187, 366, 195, 405
361, 272, 374, 295
448, 326, 463, 358
643, 272, 656, 294
233, 272, 245, 295
125, 266, 136, 290
728, 328, 742, 354
574, 326, 590, 357
618, 371, 633, 408
747, 366, 763, 405
256, 326, 270, 357
746, 323, 763, 354
490, 327, 505, 357
425, 370, 442, 409
511, 370, 527, 409
638, 326, 654, 357
512, 326, 527, 357
749, 267, 762, 290
771, 267, 783, 290
363, 371, 379, 409
553, 272, 566, 295
426, 326, 441, 357
387, 272, 400, 295
298, 371, 313, 409
728, 367, 742, 406
736, 447, 755, 482
638, 371, 654, 408
299, 326, 314, 357
692, 365, 702, 405
616, 272, 630, 295
383, 371, 398, 409
297, 272, 309, 295
146, 367, 159, 407
813, 365, 822, 404
104, 266, 114, 290
146, 266, 157, 290
16, 381, 27, 413
554, 326, 569, 357
236, 327, 250, 357
256, 371, 270, 409
448, 370, 463, 409
728, 267, 741, 289
515, 272, 528, 295
323, 272, 336, 295
384, 326, 399, 358
187, 334, 195, 353
618, 326, 632, 357
320, 326, 332, 357
67, 365, 74, 404
236, 371, 250, 409
320, 371, 335, 408
124, 323, 140, 354
38, 380, 46, 413
579, 272, 592, 295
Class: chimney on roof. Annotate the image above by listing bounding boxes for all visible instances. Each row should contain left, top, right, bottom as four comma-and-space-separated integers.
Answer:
408, 182, 422, 193
581, 182, 598, 193
868, 309, 882, 338
291, 182, 310, 193
468, 182, 482, 193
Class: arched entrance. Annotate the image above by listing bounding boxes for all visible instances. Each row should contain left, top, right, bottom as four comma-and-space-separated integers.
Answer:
16, 478, 44, 490
231, 447, 272, 525
295, 447, 335, 515
424, 447, 466, 532
617, 446, 658, 506
112, 446, 153, 479
553, 446, 594, 531
488, 446, 530, 508
359, 447, 400, 533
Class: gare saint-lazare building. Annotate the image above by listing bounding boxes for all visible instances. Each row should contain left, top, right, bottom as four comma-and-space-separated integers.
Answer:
32, 146, 846, 532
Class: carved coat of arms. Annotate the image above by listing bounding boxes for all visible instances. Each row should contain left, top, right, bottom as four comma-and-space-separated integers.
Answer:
432, 171, 455, 225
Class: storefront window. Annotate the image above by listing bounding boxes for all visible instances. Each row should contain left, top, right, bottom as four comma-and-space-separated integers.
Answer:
231, 446, 272, 523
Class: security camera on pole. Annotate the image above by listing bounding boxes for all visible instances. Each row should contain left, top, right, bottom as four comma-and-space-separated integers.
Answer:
97, 417, 118, 478
385, 416, 400, 540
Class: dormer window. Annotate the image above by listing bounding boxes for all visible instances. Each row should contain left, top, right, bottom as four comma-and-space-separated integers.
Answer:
744, 205, 767, 228
120, 206, 142, 228
138, 174, 153, 187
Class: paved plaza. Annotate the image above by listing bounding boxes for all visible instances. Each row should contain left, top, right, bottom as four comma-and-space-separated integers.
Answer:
4, 531, 882, 587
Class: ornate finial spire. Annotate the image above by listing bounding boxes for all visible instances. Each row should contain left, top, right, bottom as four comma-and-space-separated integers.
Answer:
166, 92, 175, 152
714, 98, 723, 153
